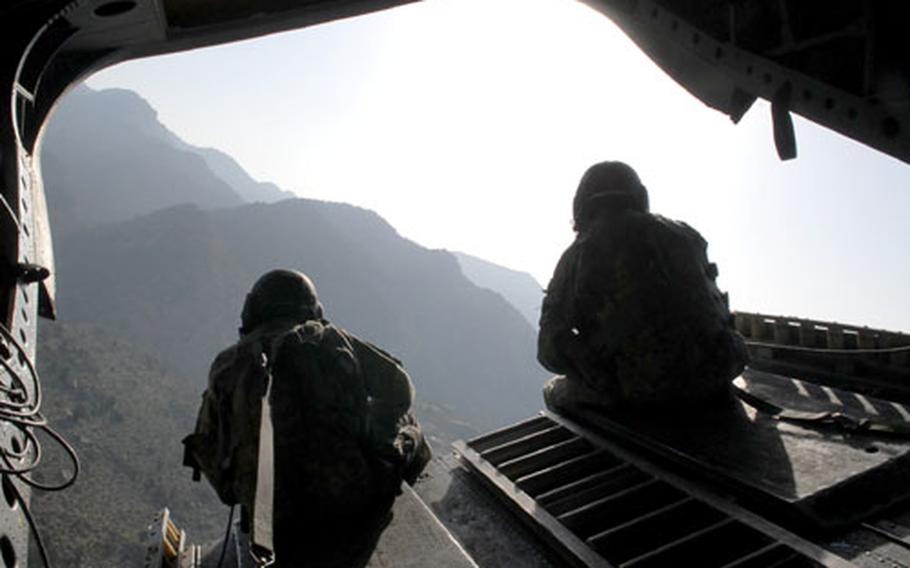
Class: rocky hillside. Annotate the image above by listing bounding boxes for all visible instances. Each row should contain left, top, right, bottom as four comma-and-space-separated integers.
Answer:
54, 199, 546, 430
33, 321, 224, 565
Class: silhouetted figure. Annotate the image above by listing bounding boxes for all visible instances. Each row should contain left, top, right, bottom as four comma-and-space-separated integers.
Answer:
538, 162, 746, 414
184, 269, 430, 567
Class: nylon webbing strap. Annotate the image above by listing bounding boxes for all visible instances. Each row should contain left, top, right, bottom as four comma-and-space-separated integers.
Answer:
733, 385, 910, 437
252, 353, 276, 566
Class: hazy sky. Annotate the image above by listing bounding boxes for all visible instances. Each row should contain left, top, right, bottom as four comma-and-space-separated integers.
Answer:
82, 0, 910, 332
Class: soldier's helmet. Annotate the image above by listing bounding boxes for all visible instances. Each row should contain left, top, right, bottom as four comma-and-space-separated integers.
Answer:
573, 161, 649, 230
240, 269, 324, 334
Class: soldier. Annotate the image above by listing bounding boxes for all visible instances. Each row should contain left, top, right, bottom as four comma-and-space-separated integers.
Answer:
538, 161, 747, 414
183, 269, 430, 567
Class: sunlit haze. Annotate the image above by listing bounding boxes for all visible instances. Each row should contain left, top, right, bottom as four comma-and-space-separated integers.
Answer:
81, 0, 910, 332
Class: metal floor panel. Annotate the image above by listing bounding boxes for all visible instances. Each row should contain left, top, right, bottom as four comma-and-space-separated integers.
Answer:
456, 413, 855, 568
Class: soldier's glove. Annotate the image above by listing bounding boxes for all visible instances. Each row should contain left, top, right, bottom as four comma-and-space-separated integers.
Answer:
396, 426, 431, 484
394, 430, 417, 459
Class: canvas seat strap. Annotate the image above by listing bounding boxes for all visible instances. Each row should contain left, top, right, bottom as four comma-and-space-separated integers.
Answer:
251, 346, 276, 567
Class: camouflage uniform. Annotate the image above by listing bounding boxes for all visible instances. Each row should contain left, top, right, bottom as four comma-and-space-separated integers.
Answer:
184, 270, 430, 567
539, 163, 746, 412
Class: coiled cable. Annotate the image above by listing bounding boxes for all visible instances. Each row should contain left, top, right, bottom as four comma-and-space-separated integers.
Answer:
0, 321, 80, 568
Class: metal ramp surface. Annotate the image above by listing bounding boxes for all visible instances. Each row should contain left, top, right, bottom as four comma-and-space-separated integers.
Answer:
455, 414, 854, 568
152, 485, 479, 567
546, 371, 910, 532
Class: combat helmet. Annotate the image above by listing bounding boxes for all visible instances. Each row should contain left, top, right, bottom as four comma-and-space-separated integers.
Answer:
240, 269, 324, 334
573, 161, 649, 230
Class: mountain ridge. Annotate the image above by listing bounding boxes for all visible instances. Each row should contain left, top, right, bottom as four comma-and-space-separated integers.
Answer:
453, 251, 544, 329
54, 197, 547, 430
41, 85, 292, 239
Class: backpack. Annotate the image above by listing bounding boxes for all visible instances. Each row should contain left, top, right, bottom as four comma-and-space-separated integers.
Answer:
268, 321, 379, 520
183, 320, 385, 519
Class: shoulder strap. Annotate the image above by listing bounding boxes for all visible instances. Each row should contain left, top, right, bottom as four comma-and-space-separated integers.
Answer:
251, 337, 276, 566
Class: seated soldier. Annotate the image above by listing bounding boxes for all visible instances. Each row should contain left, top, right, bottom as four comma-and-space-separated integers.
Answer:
538, 161, 747, 415
183, 269, 431, 567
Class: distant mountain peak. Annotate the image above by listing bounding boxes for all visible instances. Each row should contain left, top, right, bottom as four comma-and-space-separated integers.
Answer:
452, 251, 543, 328
42, 86, 298, 239
167, 140, 295, 204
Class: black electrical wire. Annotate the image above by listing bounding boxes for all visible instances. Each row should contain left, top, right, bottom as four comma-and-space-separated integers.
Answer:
0, 321, 81, 568
8, 475, 51, 568
15, 422, 80, 491
0, 323, 43, 415
217, 505, 236, 568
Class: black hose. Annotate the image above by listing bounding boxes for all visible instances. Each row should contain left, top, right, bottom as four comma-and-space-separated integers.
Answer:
0, 321, 80, 568
9, 474, 52, 568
